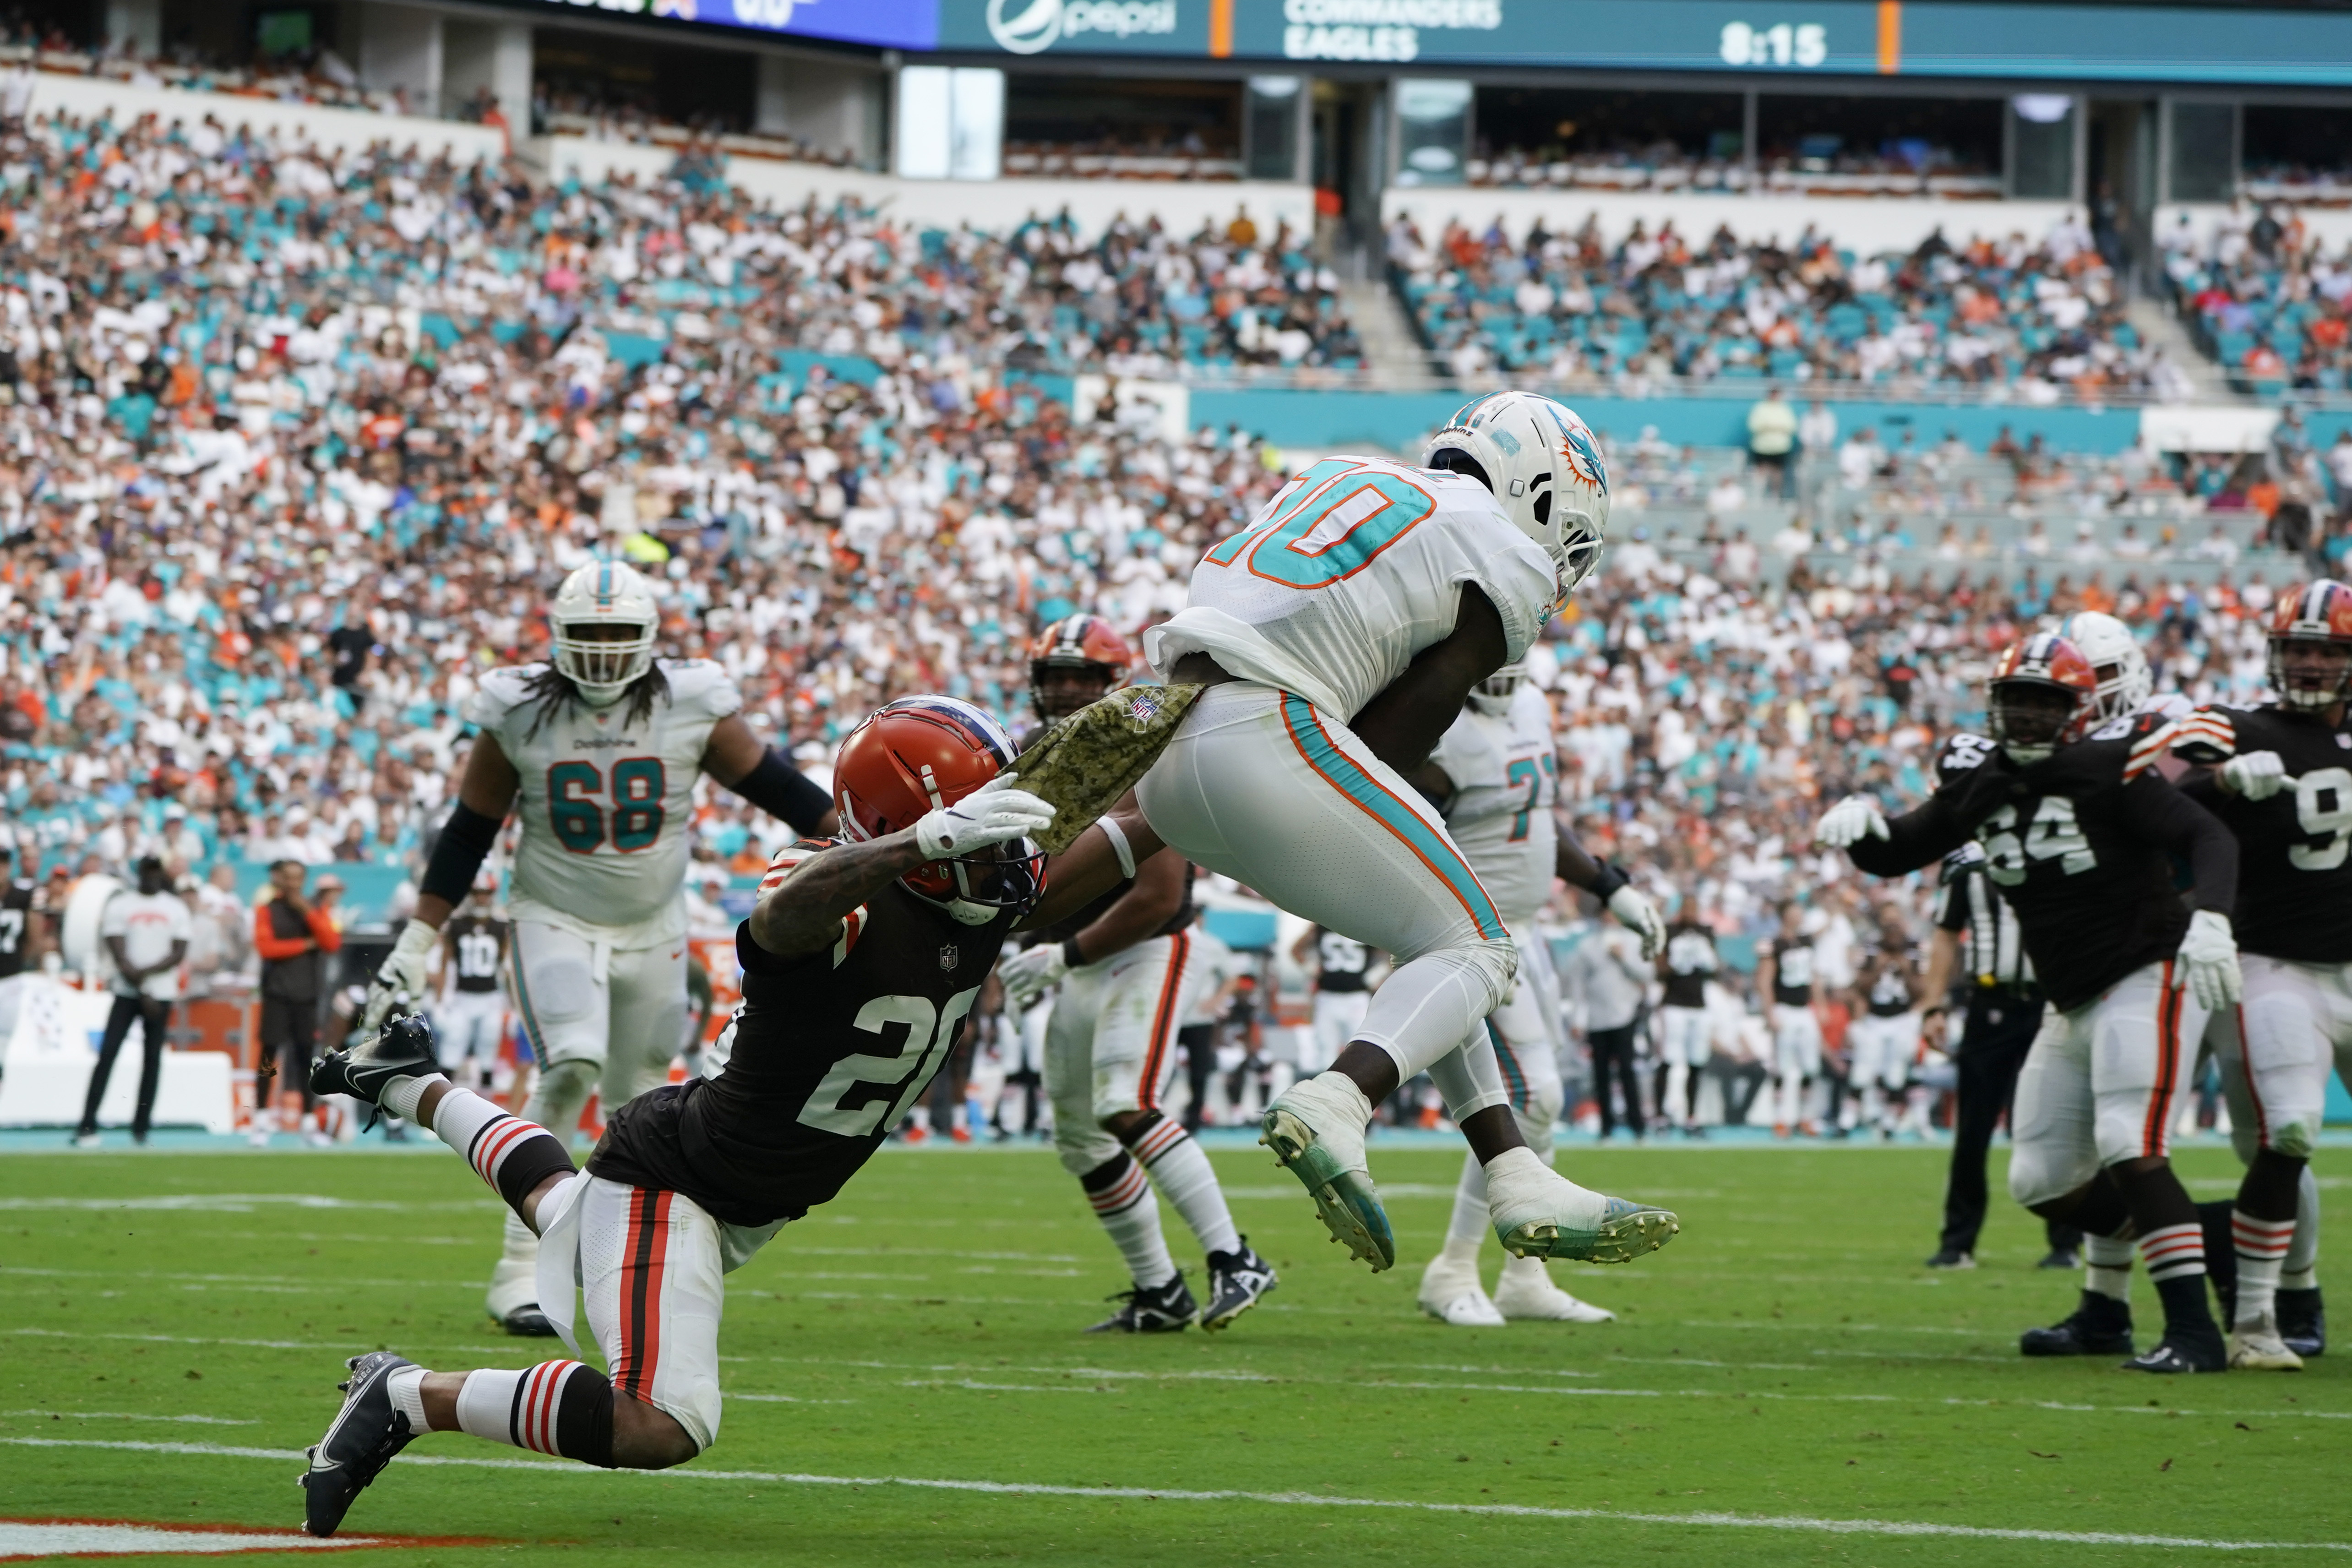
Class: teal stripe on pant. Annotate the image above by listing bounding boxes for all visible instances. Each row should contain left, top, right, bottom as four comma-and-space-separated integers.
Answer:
1278, 694, 1507, 942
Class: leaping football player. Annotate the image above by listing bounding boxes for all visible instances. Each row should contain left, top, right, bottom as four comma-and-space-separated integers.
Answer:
996, 615, 1276, 1333
1410, 658, 1666, 1326
1818, 634, 2243, 1372
2167, 581, 2352, 1368
358, 560, 838, 1335
296, 696, 1143, 1536
1123, 391, 1678, 1274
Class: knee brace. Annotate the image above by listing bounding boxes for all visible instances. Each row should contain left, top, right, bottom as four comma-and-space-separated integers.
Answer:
2008, 1136, 2100, 1212
1055, 1118, 1121, 1179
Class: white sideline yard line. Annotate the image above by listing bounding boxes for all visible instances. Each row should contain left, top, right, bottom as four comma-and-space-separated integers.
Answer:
1, 1409, 255, 1425
7, 1327, 522, 1357
4, 1437, 2344, 1553
0, 1194, 500, 1212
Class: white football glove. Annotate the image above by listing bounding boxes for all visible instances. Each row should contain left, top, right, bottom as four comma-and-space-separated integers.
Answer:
2219, 750, 2287, 801
1606, 883, 1666, 961
914, 774, 1056, 860
2177, 909, 2242, 1011
998, 942, 1069, 1007
360, 918, 441, 1035
1813, 794, 1891, 850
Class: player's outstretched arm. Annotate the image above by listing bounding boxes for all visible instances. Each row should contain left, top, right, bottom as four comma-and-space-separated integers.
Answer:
750, 833, 934, 958
364, 735, 522, 1032
1348, 583, 1508, 773
1021, 800, 1169, 932
701, 713, 840, 835
2120, 772, 2240, 915
1843, 794, 1970, 879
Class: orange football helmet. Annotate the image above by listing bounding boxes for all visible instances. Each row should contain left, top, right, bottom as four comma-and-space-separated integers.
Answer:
1987, 633, 2099, 763
1027, 613, 1131, 722
832, 696, 1043, 922
2269, 580, 2352, 711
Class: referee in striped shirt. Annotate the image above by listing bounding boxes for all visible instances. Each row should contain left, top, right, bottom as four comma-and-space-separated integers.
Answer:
1922, 843, 2085, 1270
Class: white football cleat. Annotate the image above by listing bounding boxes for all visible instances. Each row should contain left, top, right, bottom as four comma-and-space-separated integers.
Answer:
1493, 1253, 1616, 1322
1417, 1251, 1500, 1327
1260, 1072, 1392, 1271
1484, 1147, 1678, 1264
2229, 1313, 2306, 1372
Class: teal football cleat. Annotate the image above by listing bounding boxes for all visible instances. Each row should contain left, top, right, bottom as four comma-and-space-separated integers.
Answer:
1259, 1076, 1393, 1272
1485, 1149, 1677, 1264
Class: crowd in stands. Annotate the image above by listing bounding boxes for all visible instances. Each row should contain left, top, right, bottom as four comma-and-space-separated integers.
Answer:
1001, 135, 1244, 183
1391, 210, 2194, 401
2163, 203, 2352, 395
1464, 137, 2000, 199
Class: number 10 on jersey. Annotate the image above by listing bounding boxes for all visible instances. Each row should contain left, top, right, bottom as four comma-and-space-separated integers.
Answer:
548, 758, 666, 853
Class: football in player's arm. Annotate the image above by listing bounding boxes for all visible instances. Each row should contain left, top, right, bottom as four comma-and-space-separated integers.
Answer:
293, 697, 1152, 1538
1818, 632, 2243, 1372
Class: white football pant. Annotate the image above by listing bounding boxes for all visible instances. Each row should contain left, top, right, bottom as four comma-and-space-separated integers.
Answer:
1047, 931, 1204, 1177
2008, 960, 2209, 1209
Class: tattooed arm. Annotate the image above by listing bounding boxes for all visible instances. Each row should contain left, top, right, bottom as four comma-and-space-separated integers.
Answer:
747, 833, 931, 960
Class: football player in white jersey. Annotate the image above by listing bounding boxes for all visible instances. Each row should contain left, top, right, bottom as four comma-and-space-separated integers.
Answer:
361, 560, 839, 1334
997, 615, 1277, 1334
2064, 610, 2191, 732
1128, 390, 1679, 1275
1412, 661, 1666, 1325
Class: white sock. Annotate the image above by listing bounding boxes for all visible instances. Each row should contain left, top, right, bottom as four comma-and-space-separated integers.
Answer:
1127, 1116, 1240, 1258
2282, 1267, 2318, 1292
1447, 1151, 1490, 1247
2085, 1232, 2134, 1301
386, 1364, 432, 1433
2232, 1209, 2298, 1327
378, 1072, 447, 1125
452, 1361, 587, 1455
1083, 1152, 1176, 1289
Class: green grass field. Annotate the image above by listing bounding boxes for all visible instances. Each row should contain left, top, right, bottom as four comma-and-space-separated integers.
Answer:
2, 1138, 2345, 1565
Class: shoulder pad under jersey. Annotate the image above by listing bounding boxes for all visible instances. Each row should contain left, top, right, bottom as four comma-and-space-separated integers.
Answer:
1934, 731, 1999, 782
2168, 705, 2240, 766
464, 664, 546, 732
657, 658, 745, 722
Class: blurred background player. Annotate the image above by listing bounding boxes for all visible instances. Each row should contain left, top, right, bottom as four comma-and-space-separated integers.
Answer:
74, 856, 190, 1148
1847, 915, 1922, 1140
1921, 843, 2084, 1272
430, 873, 510, 1095
1136, 391, 1677, 1276
1568, 907, 1652, 1146
1758, 902, 1823, 1137
1821, 633, 2243, 1372
1291, 925, 1377, 1080
1177, 910, 1241, 1134
0, 844, 48, 1056
358, 560, 839, 1336
2169, 580, 2352, 1368
252, 860, 342, 1147
1656, 909, 1718, 1136
998, 615, 1276, 1333
1412, 657, 1663, 1327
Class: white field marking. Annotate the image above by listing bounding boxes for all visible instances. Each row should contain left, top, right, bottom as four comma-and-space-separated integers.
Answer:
900, 1376, 1668, 1399
1813, 1348, 2038, 1366
1, 1265, 472, 1289
1223, 1185, 1726, 1203
1399, 1362, 1601, 1379
953, 1266, 1086, 1277
761, 1290, 1089, 1308
0, 1194, 498, 1213
722, 1394, 858, 1405
1685, 1320, 2000, 1336
1604, 1356, 1824, 1372
8, 1438, 2347, 1553
6, 1327, 519, 1357
0, 1519, 396, 1557
0, 1410, 255, 1425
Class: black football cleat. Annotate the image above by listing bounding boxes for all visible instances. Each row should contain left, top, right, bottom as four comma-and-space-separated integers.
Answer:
2020, 1291, 2135, 1357
1200, 1240, 1278, 1331
1085, 1274, 1197, 1334
2278, 1287, 2326, 1358
310, 1013, 440, 1127
2123, 1328, 2227, 1374
2035, 1246, 2082, 1270
501, 1305, 559, 1338
299, 1351, 419, 1537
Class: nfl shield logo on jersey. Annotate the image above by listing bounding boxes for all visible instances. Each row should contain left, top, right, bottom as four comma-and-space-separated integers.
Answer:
1125, 691, 1162, 724
940, 944, 959, 971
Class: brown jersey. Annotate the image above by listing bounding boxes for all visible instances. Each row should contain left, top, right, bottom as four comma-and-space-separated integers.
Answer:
2175, 703, 2352, 963
587, 839, 1016, 1228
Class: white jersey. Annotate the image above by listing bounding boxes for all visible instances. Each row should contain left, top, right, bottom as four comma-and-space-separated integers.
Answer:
1144, 455, 1558, 721
468, 658, 740, 945
1430, 680, 1557, 920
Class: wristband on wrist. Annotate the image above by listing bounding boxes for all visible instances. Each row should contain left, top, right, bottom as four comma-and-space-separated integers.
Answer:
1062, 938, 1087, 969
1587, 860, 1631, 901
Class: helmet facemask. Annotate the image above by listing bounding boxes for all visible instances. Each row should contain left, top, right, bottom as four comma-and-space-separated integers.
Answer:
2270, 634, 2352, 712
1988, 679, 2083, 765
555, 618, 656, 707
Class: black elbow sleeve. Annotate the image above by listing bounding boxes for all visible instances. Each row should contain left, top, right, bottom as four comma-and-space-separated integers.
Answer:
420, 802, 503, 906
729, 746, 835, 834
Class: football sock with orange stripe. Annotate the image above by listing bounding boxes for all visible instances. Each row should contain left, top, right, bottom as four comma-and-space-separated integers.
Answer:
1079, 1151, 1177, 1289
1122, 1111, 1240, 1258
452, 1361, 616, 1466
428, 1086, 576, 1220
2117, 1163, 2219, 1336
